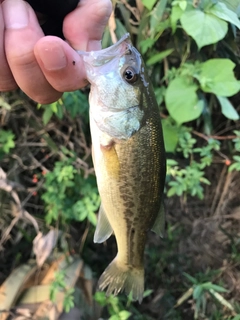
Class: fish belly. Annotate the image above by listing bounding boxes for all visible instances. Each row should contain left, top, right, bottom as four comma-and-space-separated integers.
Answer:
90, 113, 165, 301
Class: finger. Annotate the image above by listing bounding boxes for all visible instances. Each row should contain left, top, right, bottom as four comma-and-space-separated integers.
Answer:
33, 0, 112, 92
0, 5, 17, 91
34, 36, 88, 92
2, 0, 62, 103
63, 0, 112, 51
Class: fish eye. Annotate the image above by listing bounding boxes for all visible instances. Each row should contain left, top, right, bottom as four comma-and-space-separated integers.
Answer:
123, 67, 138, 84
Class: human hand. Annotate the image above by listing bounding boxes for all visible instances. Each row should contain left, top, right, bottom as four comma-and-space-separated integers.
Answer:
0, 0, 112, 103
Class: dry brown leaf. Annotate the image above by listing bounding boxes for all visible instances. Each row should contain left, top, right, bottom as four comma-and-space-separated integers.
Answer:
33, 230, 59, 268
108, 11, 117, 43
0, 261, 37, 317
79, 264, 93, 305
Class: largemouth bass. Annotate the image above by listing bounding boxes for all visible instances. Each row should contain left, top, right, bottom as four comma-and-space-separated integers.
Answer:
81, 34, 166, 303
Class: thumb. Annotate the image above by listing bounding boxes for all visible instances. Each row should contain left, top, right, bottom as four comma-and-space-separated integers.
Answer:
63, 0, 112, 51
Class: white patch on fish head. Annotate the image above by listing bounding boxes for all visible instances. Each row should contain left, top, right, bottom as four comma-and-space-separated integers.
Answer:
92, 70, 140, 112
83, 35, 148, 140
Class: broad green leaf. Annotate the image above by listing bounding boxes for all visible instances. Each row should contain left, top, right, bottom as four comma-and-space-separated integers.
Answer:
216, 96, 239, 120
165, 77, 203, 124
172, 0, 188, 11
208, 2, 240, 29
146, 49, 174, 66
141, 0, 157, 11
180, 10, 228, 49
199, 59, 240, 96
220, 0, 240, 12
162, 119, 179, 153
171, 5, 183, 33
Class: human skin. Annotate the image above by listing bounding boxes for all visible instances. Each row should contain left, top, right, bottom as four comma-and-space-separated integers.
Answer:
0, 0, 112, 103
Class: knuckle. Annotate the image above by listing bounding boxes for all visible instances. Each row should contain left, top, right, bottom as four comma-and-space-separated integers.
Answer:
8, 50, 36, 70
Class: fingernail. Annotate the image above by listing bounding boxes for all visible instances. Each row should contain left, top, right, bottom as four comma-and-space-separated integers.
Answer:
38, 43, 67, 70
3, 0, 29, 29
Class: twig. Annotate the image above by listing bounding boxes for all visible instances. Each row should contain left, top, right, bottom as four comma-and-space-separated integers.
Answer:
119, 0, 141, 22
192, 130, 237, 141
214, 171, 232, 216
0, 168, 39, 246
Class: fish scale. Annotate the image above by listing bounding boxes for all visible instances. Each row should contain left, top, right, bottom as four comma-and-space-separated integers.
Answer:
80, 33, 166, 302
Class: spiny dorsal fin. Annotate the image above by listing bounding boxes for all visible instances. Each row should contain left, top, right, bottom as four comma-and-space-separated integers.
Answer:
94, 204, 113, 243
151, 202, 165, 238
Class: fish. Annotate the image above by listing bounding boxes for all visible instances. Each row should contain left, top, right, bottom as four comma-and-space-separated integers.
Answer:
80, 33, 166, 303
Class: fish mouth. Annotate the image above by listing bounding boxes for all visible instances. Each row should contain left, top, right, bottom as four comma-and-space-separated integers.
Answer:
78, 33, 131, 66
78, 33, 136, 81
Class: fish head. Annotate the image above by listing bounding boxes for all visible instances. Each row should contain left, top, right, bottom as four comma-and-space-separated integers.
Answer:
80, 34, 152, 139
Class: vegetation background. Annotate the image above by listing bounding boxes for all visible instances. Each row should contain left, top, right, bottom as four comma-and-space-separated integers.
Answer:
0, 0, 240, 319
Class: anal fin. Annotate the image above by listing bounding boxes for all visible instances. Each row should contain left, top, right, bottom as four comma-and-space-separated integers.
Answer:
94, 204, 113, 243
151, 202, 165, 238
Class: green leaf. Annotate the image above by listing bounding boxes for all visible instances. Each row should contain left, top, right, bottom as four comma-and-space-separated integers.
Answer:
0, 130, 15, 154
208, 2, 240, 29
141, 0, 157, 11
162, 119, 179, 153
150, 0, 168, 32
43, 107, 53, 125
50, 101, 58, 113
217, 96, 239, 120
202, 282, 228, 293
154, 86, 166, 105
199, 59, 240, 96
146, 49, 174, 66
218, 0, 240, 14
143, 289, 153, 297
170, 5, 183, 33
87, 210, 97, 226
193, 285, 203, 300
139, 38, 155, 54
180, 10, 228, 49
229, 162, 240, 172
115, 19, 128, 40
172, 0, 188, 11
165, 77, 203, 124
183, 272, 198, 284
118, 310, 132, 320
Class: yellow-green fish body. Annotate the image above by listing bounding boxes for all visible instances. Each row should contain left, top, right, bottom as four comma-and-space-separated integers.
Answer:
82, 34, 166, 302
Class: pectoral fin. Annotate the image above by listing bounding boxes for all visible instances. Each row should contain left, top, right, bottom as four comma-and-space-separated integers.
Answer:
151, 203, 165, 238
94, 204, 113, 243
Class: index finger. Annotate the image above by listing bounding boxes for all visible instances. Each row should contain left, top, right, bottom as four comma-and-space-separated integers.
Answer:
63, 0, 112, 51
0, 5, 17, 91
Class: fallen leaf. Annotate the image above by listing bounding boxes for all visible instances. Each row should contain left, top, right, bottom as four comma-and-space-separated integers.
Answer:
33, 230, 59, 267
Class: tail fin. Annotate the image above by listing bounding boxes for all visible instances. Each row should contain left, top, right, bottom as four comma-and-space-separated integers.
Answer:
98, 258, 144, 303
